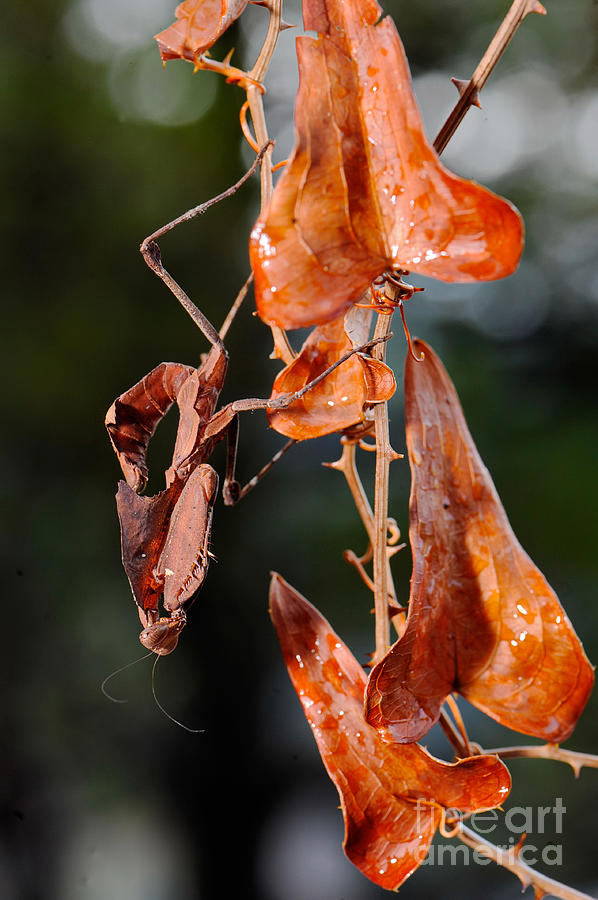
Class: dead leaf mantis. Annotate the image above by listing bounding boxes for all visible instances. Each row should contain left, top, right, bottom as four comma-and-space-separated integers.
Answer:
106, 148, 390, 654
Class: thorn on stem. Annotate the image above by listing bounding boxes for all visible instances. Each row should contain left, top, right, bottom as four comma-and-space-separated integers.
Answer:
388, 602, 408, 619
387, 543, 406, 558
451, 77, 482, 108
528, 0, 547, 15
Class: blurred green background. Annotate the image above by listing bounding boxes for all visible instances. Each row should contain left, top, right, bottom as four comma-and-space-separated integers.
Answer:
3, 0, 598, 897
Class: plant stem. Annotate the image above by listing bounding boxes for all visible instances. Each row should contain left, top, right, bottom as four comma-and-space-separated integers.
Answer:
445, 695, 471, 756
482, 743, 598, 777
372, 311, 398, 664
326, 441, 400, 613
438, 711, 471, 759
249, 0, 283, 85
434, 0, 546, 155
332, 442, 377, 543
246, 0, 294, 365
247, 88, 274, 205
456, 824, 597, 900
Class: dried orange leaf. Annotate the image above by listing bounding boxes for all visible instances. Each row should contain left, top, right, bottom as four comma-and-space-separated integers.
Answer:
270, 573, 511, 890
155, 0, 249, 63
360, 354, 396, 404
365, 341, 594, 743
250, 0, 523, 329
267, 314, 395, 439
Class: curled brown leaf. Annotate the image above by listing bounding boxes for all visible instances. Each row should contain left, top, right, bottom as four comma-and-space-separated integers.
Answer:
270, 573, 511, 890
365, 341, 594, 743
267, 313, 395, 439
155, 0, 249, 63
250, 0, 524, 329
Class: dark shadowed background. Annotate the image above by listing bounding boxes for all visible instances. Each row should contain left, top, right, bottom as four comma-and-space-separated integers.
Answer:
3, 0, 598, 897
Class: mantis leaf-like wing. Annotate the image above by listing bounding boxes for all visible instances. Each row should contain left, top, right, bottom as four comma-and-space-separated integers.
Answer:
106, 362, 194, 492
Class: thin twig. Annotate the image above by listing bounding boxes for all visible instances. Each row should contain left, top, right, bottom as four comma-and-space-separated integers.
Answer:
327, 442, 378, 544
438, 711, 471, 759
372, 311, 399, 664
456, 823, 597, 900
482, 743, 598, 778
343, 546, 376, 593
327, 372, 468, 750
445, 695, 471, 757
245, 0, 295, 365
249, 0, 283, 87
325, 440, 401, 614
434, 0, 546, 155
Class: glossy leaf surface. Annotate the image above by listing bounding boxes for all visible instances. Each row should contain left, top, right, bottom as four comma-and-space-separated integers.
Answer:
250, 0, 524, 330
270, 573, 511, 890
155, 0, 249, 62
365, 341, 594, 743
267, 314, 395, 439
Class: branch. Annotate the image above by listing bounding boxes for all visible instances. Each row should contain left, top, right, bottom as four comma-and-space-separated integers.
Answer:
371, 311, 400, 664
445, 694, 472, 756
434, 0, 546, 155
245, 0, 295, 365
482, 743, 598, 778
456, 824, 597, 900
438, 709, 471, 760
325, 440, 402, 616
